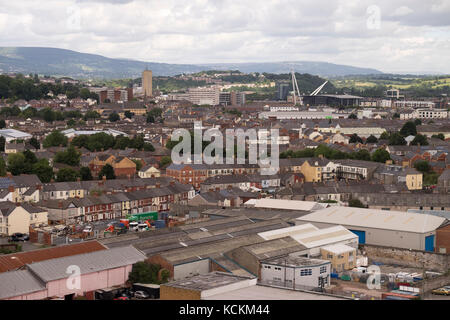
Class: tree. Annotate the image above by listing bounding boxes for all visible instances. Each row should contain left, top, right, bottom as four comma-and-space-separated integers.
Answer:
379, 131, 390, 140
113, 135, 131, 150
349, 199, 366, 208
159, 156, 172, 168
371, 148, 391, 163
349, 134, 363, 144
0, 119, 5, 129
414, 119, 422, 126
67, 119, 77, 127
98, 164, 116, 180
352, 149, 371, 161
28, 137, 40, 150
32, 159, 53, 183
132, 159, 143, 171
124, 111, 134, 119
108, 112, 120, 122
54, 146, 81, 166
0, 158, 6, 177
388, 132, 406, 145
56, 168, 80, 182
431, 133, 445, 141
79, 167, 93, 181
411, 134, 428, 146
43, 131, 68, 148
348, 113, 357, 119
143, 143, 155, 152
0, 136, 5, 152
146, 115, 155, 123
400, 121, 417, 137
7, 153, 27, 175
366, 135, 378, 144
414, 160, 431, 173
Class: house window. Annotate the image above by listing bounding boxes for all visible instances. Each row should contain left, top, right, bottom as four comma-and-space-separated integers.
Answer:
320, 266, 327, 274
300, 269, 312, 276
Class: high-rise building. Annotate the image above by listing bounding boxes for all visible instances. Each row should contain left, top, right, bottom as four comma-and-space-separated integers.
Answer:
142, 69, 153, 97
188, 86, 220, 105
276, 82, 290, 101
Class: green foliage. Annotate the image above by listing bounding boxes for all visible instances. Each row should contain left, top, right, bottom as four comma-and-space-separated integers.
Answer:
32, 159, 53, 183
7, 153, 27, 175
108, 112, 120, 122
366, 135, 378, 144
388, 132, 407, 146
98, 164, 116, 180
371, 148, 391, 163
124, 110, 134, 119
43, 131, 68, 148
400, 121, 417, 137
0, 136, 5, 152
132, 159, 143, 171
351, 149, 371, 161
431, 133, 445, 141
380, 131, 390, 140
349, 199, 366, 208
56, 168, 80, 182
128, 262, 168, 284
159, 156, 172, 168
0, 158, 6, 177
411, 134, 428, 146
414, 160, 431, 173
79, 167, 93, 181
348, 113, 357, 119
28, 137, 40, 150
54, 146, 81, 166
349, 134, 363, 144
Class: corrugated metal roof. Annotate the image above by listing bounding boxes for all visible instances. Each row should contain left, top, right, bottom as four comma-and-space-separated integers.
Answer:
297, 207, 447, 234
0, 270, 46, 299
26, 246, 145, 282
0, 241, 107, 273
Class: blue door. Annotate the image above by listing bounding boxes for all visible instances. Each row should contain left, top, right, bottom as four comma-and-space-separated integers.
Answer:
425, 235, 435, 252
350, 230, 366, 244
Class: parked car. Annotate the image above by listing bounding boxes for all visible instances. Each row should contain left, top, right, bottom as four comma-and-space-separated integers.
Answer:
134, 291, 150, 299
83, 225, 93, 233
432, 286, 450, 296
9, 233, 29, 242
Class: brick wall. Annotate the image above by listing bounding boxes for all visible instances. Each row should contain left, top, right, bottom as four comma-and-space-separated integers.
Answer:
360, 244, 449, 272
160, 285, 201, 300
436, 224, 450, 254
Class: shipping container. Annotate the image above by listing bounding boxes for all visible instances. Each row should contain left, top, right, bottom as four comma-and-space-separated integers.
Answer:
154, 220, 166, 229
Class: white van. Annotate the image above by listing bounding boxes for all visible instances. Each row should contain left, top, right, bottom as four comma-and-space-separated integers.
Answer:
129, 222, 139, 231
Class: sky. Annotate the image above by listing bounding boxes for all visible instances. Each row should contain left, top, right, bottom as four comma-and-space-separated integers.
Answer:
0, 0, 449, 74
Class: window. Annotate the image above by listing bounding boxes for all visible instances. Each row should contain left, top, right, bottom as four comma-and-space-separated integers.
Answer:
327, 254, 333, 259
300, 269, 312, 276
320, 266, 327, 274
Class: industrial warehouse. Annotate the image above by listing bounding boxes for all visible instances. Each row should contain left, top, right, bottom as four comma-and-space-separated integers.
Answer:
295, 207, 447, 251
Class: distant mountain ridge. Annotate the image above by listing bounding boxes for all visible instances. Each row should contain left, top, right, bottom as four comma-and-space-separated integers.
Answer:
0, 47, 383, 79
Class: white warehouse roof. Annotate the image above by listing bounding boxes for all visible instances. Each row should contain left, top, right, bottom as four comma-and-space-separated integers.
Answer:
248, 199, 326, 212
0, 129, 32, 140
258, 224, 358, 249
296, 206, 447, 234
258, 223, 319, 241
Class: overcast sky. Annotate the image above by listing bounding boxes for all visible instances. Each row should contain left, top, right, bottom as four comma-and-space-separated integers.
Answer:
0, 0, 449, 73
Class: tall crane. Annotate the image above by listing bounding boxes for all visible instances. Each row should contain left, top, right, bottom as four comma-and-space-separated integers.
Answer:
291, 70, 301, 105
